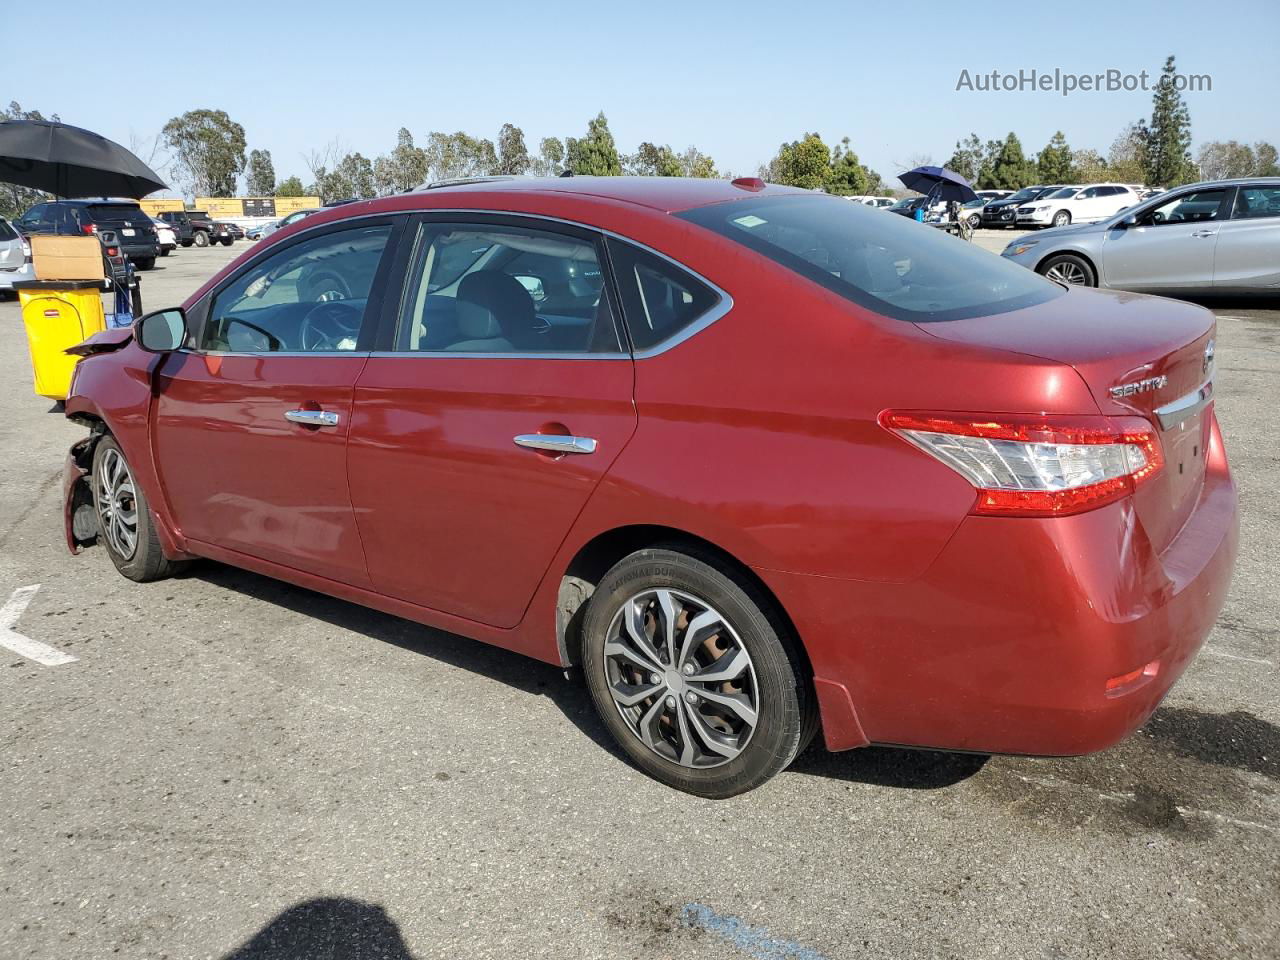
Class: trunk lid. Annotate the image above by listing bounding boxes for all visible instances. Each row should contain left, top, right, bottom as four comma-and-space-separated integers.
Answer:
917, 286, 1216, 553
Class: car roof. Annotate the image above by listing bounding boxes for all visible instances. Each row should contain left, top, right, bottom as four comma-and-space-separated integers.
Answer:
407, 175, 806, 213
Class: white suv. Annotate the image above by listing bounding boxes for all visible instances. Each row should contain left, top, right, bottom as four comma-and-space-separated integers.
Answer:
1016, 184, 1139, 228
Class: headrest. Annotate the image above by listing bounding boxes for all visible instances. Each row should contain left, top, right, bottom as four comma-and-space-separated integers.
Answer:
457, 270, 535, 340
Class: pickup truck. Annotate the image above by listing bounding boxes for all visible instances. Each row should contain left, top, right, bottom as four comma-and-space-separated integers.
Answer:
158, 210, 234, 248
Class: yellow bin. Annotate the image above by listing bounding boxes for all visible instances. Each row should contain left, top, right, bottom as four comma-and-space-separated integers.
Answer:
14, 281, 107, 401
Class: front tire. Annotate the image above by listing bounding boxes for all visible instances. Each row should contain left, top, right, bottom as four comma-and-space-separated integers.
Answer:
1052, 210, 1072, 228
91, 436, 186, 582
1038, 253, 1097, 287
193, 231, 210, 248
582, 548, 816, 798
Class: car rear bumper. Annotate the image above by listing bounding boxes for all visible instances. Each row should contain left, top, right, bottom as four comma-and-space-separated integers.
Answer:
0, 261, 36, 290
122, 242, 160, 259
763, 411, 1238, 755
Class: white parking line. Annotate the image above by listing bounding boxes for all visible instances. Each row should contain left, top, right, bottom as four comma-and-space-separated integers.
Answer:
1202, 645, 1275, 667
0, 585, 78, 667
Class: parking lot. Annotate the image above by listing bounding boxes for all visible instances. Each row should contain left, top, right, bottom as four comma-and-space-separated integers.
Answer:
1, 233, 1277, 959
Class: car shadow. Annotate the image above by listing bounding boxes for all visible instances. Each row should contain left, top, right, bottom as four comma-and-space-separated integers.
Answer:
220, 897, 418, 959
193, 562, 990, 792
791, 742, 988, 789
192, 563, 622, 760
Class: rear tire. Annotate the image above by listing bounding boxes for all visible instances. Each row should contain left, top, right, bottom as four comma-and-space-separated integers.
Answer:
193, 231, 210, 248
159, 248, 170, 257
220, 238, 233, 246
134, 257, 155, 271
180, 239, 193, 248
91, 436, 187, 583
1038, 253, 1096, 287
581, 547, 816, 798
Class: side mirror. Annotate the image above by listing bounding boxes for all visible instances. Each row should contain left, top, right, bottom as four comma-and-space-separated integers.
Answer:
1118, 214, 1138, 228
136, 308, 188, 353
513, 274, 547, 302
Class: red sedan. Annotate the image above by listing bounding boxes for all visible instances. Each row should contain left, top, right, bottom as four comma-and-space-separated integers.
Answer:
62, 177, 1237, 797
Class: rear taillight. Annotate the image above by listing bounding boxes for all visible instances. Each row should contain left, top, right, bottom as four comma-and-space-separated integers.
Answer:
881, 411, 1163, 517
81, 224, 97, 235
105, 246, 119, 257
22, 238, 31, 262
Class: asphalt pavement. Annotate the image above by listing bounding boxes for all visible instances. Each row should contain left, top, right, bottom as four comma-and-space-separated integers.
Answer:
1, 234, 1277, 960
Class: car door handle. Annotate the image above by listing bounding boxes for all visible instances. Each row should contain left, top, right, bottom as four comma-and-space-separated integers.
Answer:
513, 434, 597, 455
1191, 230, 1217, 238
284, 409, 340, 427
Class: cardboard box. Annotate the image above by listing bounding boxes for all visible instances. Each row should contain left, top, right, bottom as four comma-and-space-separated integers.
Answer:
31, 235, 105, 282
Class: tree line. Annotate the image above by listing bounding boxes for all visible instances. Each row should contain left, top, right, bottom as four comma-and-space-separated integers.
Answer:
945, 56, 1278, 191
2, 53, 1271, 219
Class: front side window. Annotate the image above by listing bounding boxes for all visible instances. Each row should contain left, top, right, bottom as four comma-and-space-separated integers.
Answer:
1141, 189, 1227, 226
202, 223, 391, 353
0, 218, 16, 241
680, 194, 1060, 323
394, 221, 621, 354
1232, 187, 1280, 220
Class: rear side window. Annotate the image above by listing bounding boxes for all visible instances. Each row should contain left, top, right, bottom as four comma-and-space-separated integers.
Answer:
606, 239, 721, 351
1232, 187, 1280, 220
0, 219, 16, 241
680, 194, 1060, 323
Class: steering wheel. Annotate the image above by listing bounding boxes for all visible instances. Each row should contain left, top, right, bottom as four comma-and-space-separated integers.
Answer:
300, 301, 362, 351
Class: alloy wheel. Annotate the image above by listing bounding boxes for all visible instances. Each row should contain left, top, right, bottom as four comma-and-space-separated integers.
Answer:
1043, 260, 1089, 285
602, 588, 759, 768
97, 448, 139, 560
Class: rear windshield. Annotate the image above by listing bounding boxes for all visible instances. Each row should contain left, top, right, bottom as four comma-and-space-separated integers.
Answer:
87, 204, 147, 222
0, 218, 16, 241
679, 194, 1061, 322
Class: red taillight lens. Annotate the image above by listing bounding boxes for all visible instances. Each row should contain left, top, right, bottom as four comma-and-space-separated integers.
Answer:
881, 411, 1164, 518
81, 224, 97, 235
105, 247, 119, 257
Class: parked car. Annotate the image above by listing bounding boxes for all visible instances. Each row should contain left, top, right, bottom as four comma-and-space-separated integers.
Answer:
1002, 177, 1280, 293
158, 210, 233, 247
981, 185, 1062, 227
864, 197, 895, 209
959, 198, 989, 228
0, 216, 35, 296
222, 222, 246, 241
1016, 183, 1139, 229
151, 218, 177, 256
255, 208, 321, 242
886, 196, 943, 219
246, 221, 275, 241
15, 199, 160, 269
62, 177, 1236, 798
975, 190, 1014, 202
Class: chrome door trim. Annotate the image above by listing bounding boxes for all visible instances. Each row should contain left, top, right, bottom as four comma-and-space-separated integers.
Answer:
1154, 381, 1213, 429
284, 409, 341, 427
513, 434, 597, 455
259, 206, 734, 359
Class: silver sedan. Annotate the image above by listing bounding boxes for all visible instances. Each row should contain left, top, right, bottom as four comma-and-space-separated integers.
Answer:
1000, 177, 1280, 294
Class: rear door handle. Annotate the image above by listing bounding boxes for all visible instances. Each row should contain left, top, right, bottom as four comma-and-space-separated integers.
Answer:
1191, 229, 1217, 238
513, 434, 597, 455
285, 409, 340, 427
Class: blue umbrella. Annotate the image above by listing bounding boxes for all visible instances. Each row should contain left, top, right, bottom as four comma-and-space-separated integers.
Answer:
898, 166, 978, 203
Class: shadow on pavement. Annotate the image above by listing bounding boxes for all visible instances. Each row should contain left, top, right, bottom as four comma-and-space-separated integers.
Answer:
194, 563, 623, 759
791, 743, 988, 789
221, 897, 417, 959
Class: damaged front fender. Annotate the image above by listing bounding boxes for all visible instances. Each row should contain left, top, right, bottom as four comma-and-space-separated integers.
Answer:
64, 434, 101, 554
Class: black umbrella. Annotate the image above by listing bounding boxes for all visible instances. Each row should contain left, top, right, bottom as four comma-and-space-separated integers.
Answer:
898, 165, 978, 204
0, 119, 166, 199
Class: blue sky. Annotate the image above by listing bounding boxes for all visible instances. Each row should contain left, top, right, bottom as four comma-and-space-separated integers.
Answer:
8, 0, 1278, 189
